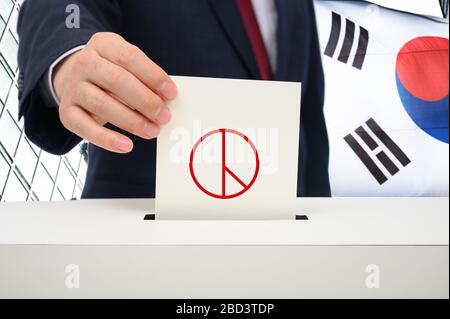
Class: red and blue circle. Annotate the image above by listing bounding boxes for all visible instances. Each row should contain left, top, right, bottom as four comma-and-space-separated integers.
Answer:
396, 36, 449, 144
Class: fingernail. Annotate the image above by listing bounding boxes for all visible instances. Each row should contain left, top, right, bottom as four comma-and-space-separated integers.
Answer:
143, 122, 160, 138
114, 137, 133, 152
155, 106, 172, 124
158, 81, 177, 100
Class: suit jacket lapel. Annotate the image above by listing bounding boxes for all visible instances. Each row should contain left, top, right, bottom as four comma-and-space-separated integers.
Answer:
207, 0, 260, 79
274, 0, 295, 81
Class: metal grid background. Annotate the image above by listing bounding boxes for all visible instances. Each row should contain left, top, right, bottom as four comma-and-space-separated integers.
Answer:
0, 0, 87, 202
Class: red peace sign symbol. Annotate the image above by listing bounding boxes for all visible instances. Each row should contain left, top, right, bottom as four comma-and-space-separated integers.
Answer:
189, 129, 260, 199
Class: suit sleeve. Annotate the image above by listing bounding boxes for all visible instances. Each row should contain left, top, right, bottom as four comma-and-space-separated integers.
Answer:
17, 0, 122, 155
298, 0, 331, 197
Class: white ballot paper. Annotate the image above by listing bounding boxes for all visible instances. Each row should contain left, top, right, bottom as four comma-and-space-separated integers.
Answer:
156, 76, 301, 220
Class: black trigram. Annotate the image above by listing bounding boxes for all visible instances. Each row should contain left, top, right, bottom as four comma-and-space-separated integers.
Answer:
324, 12, 369, 70
344, 118, 411, 185
440, 0, 449, 18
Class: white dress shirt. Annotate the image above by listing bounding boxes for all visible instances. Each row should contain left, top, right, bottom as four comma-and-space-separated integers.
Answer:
251, 0, 278, 72
47, 0, 278, 104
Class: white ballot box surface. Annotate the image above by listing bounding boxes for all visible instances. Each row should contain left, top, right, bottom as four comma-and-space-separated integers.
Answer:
0, 198, 448, 299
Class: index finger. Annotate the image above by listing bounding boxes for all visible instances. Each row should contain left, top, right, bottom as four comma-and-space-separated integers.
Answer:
90, 33, 177, 101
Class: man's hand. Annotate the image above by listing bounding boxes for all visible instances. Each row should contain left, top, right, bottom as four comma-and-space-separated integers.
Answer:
53, 32, 177, 153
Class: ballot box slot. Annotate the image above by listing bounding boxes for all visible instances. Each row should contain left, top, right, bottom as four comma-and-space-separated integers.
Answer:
144, 214, 156, 221
143, 214, 309, 221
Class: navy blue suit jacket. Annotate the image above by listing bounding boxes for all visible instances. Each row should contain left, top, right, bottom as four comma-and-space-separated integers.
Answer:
17, 0, 331, 198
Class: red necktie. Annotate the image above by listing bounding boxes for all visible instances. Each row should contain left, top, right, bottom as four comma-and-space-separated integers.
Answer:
236, 0, 273, 80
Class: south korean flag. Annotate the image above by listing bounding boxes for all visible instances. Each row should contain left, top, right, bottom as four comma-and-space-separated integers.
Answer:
314, 0, 449, 197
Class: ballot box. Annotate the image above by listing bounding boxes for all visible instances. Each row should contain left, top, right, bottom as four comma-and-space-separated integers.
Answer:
0, 198, 448, 299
